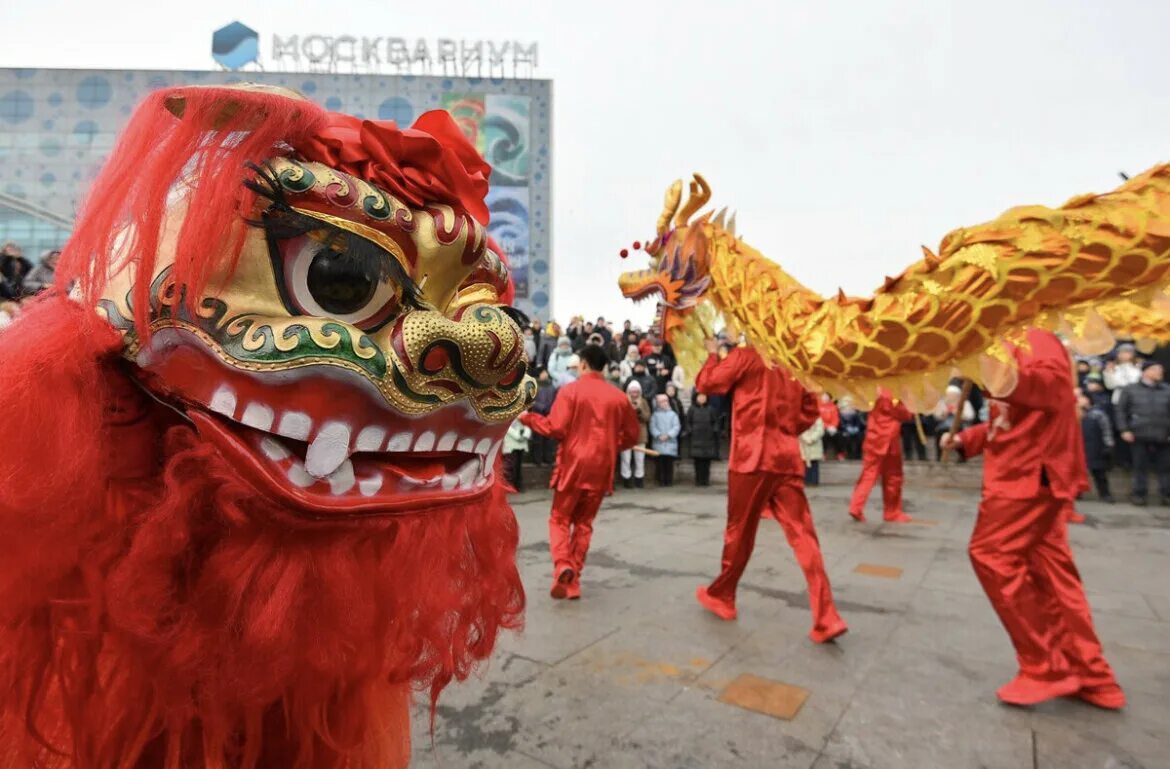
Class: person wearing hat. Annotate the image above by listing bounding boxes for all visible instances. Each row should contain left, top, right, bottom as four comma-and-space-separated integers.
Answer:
547, 335, 576, 385
620, 380, 652, 488
1083, 372, 1111, 411
521, 345, 640, 600
1115, 360, 1170, 506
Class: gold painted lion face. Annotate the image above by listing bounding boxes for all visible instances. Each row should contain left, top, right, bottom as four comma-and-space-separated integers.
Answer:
99, 154, 534, 517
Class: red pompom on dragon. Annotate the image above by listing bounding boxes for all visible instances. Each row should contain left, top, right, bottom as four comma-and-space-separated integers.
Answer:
0, 84, 532, 769
620, 170, 1170, 402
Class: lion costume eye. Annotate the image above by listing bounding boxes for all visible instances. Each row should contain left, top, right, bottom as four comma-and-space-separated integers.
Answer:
278, 231, 403, 330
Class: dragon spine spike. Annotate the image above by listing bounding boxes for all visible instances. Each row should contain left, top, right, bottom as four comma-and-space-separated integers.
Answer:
674, 173, 711, 227
657, 180, 683, 236
712, 207, 727, 228
727, 211, 737, 236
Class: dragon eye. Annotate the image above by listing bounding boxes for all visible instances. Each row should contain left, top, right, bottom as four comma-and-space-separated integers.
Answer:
279, 231, 401, 330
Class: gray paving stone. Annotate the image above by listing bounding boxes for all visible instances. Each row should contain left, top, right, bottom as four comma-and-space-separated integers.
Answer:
413, 475, 1170, 768
597, 687, 825, 769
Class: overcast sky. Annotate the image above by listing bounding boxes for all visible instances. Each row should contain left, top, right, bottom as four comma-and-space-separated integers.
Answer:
4, 0, 1169, 326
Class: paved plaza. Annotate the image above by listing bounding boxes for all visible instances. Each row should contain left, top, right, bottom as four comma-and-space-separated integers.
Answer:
410, 463, 1170, 769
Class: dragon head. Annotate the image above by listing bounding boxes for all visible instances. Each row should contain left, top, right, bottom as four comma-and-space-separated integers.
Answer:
617, 174, 723, 343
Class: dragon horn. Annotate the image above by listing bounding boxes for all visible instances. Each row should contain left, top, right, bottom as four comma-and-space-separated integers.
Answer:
712, 207, 727, 228
657, 180, 683, 236
727, 211, 737, 237
674, 173, 712, 227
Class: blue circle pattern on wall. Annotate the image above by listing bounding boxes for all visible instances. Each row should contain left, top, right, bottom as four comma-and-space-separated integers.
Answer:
77, 76, 112, 109
74, 120, 99, 141
378, 97, 414, 125
0, 69, 552, 318
0, 90, 34, 123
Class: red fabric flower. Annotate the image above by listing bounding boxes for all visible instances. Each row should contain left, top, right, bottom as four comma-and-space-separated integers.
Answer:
294, 110, 492, 224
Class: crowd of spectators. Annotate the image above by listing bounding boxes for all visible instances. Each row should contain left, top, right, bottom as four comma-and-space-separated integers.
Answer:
509, 315, 1170, 501
0, 241, 58, 327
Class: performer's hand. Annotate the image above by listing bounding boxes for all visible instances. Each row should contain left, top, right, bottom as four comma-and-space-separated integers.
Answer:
939, 432, 961, 450
704, 337, 719, 355
1122, 431, 1136, 443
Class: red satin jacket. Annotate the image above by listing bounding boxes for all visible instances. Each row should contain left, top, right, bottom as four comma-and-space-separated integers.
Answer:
957, 329, 1088, 500
521, 371, 640, 492
696, 347, 819, 476
863, 390, 913, 456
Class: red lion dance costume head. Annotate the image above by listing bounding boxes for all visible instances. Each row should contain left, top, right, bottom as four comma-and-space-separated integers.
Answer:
0, 84, 531, 769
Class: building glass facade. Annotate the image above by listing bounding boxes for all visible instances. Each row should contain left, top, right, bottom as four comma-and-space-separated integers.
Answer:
0, 67, 553, 318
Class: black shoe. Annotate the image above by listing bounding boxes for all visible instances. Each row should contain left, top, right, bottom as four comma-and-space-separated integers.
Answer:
623, 478, 633, 489
1101, 495, 1115, 504
1131, 496, 1148, 507
635, 478, 644, 488
1160, 497, 1170, 507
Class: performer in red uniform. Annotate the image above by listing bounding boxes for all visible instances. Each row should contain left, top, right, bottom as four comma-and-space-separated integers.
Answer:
848, 388, 914, 522
522, 344, 640, 600
693, 340, 847, 643
942, 329, 1124, 708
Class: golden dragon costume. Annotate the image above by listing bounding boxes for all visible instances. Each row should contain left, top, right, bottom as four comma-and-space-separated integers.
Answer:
619, 169, 1170, 405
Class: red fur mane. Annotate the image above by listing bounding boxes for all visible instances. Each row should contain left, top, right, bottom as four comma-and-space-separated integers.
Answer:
0, 298, 524, 769
56, 87, 328, 337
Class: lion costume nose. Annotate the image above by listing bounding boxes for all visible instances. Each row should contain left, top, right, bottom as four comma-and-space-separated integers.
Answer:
379, 305, 529, 392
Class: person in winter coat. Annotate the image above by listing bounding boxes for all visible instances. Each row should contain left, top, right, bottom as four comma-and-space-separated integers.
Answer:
522, 327, 538, 371
650, 393, 681, 486
687, 391, 721, 486
1079, 392, 1115, 502
1115, 360, 1170, 505
528, 370, 559, 466
547, 336, 576, 384
503, 418, 532, 492
22, 249, 58, 295
1104, 344, 1143, 403
801, 417, 826, 486
623, 361, 657, 399
838, 398, 866, 460
621, 380, 652, 488
619, 344, 641, 382
663, 382, 685, 422
941, 329, 1123, 709
849, 389, 914, 522
552, 354, 580, 389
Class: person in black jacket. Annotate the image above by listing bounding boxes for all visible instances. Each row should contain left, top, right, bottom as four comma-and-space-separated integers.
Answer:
0, 242, 33, 300
528, 370, 559, 466
1115, 361, 1170, 505
1079, 392, 1115, 502
686, 391, 721, 486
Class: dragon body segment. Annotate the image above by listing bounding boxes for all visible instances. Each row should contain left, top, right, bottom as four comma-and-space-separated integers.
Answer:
620, 167, 1170, 405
